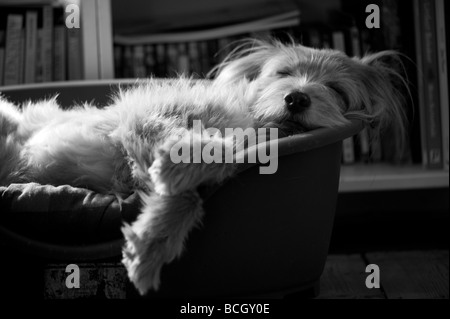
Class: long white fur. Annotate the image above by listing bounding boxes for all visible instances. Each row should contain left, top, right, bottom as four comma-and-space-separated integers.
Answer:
0, 39, 408, 295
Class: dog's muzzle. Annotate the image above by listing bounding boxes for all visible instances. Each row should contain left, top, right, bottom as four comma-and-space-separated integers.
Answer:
284, 91, 311, 113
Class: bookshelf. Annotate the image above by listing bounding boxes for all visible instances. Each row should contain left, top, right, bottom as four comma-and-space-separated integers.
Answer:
0, 0, 113, 84
108, 0, 449, 195
339, 164, 449, 192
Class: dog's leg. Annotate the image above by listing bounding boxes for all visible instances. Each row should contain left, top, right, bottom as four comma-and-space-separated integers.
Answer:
148, 128, 238, 196
0, 100, 24, 185
121, 190, 204, 294
0, 98, 21, 137
122, 128, 238, 295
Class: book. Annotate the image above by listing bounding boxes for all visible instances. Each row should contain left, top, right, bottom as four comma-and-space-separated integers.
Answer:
35, 28, 43, 82
177, 43, 190, 75
413, 0, 429, 167
132, 45, 146, 78
332, 30, 355, 164
97, 0, 114, 79
80, 0, 99, 79
144, 44, 155, 77
420, 0, 443, 169
166, 43, 178, 77
53, 6, 66, 81
18, 28, 25, 84
114, 45, 123, 78
4, 14, 23, 86
0, 31, 4, 86
188, 42, 202, 76
24, 10, 38, 83
155, 43, 166, 77
199, 41, 210, 76
40, 5, 53, 82
435, 0, 449, 171
349, 24, 370, 162
66, 26, 82, 80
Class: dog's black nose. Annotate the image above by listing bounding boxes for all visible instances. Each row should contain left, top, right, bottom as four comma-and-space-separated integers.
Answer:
284, 91, 311, 113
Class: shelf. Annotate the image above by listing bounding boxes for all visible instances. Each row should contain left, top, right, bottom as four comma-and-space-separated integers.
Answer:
339, 164, 449, 193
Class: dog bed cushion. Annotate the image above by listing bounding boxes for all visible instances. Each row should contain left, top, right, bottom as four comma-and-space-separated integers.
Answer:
0, 183, 140, 245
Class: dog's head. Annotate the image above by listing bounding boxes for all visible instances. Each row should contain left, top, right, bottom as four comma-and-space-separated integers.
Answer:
211, 39, 409, 146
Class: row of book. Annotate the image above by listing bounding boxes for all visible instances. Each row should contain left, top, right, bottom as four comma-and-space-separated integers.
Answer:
338, 0, 449, 171
113, 22, 414, 167
413, 0, 449, 171
113, 11, 301, 79
0, 2, 83, 85
0, 0, 114, 86
321, 24, 401, 167
113, 29, 299, 79
115, 22, 409, 167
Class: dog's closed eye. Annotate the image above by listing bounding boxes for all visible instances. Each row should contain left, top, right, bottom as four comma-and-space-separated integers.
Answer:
276, 69, 292, 77
328, 83, 350, 108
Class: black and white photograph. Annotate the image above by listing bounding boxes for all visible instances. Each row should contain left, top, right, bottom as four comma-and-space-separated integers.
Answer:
0, 0, 448, 309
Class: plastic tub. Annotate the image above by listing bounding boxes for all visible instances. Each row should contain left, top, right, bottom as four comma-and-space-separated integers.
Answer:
0, 80, 363, 298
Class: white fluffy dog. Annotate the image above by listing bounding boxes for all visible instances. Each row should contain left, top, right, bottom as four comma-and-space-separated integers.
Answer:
0, 39, 408, 295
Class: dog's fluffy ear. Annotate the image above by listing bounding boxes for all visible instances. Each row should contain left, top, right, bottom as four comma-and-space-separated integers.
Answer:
353, 51, 410, 158
211, 40, 272, 85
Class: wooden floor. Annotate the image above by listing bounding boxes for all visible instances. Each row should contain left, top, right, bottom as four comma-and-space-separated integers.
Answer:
317, 250, 449, 299
38, 250, 448, 299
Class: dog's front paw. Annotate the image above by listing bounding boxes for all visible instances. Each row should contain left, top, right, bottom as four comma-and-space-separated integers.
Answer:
121, 191, 204, 295
121, 223, 168, 294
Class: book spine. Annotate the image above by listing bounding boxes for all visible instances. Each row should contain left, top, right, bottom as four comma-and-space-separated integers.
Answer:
54, 25, 66, 81
188, 41, 201, 77
133, 45, 146, 78
435, 0, 449, 171
199, 41, 210, 76
0, 30, 5, 86
0, 49, 4, 86
67, 27, 82, 80
217, 37, 231, 63
349, 25, 361, 56
80, 0, 99, 79
207, 39, 219, 72
177, 42, 190, 75
96, 0, 114, 79
155, 43, 166, 77
18, 28, 25, 84
4, 14, 23, 86
421, 0, 443, 169
333, 30, 355, 164
41, 5, 53, 82
308, 29, 322, 48
114, 45, 123, 78
53, 7, 66, 82
24, 10, 37, 83
413, 0, 429, 167
35, 28, 43, 82
349, 25, 370, 163
357, 128, 370, 163
144, 44, 155, 77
